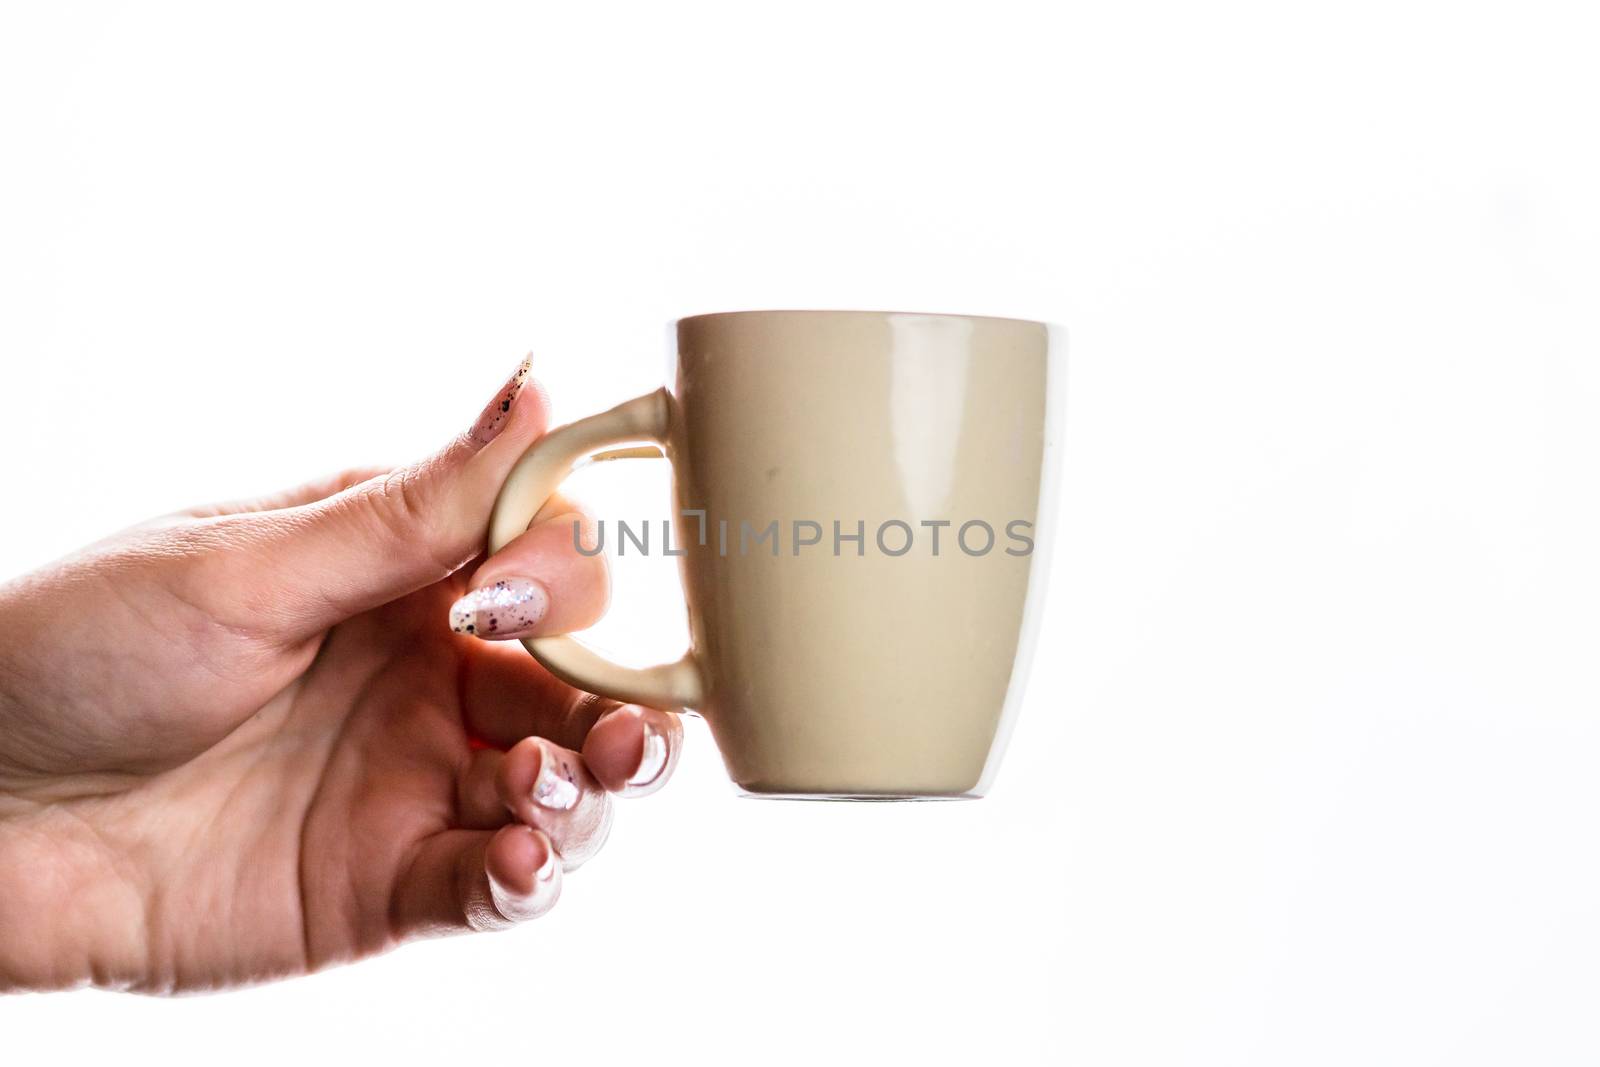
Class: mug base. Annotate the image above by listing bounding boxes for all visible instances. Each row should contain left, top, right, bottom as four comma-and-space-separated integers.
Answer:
733, 788, 983, 802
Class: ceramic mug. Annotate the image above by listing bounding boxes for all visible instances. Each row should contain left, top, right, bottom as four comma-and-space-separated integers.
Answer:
488, 310, 1062, 799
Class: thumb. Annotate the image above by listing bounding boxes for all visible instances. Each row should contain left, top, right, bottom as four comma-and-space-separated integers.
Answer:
248, 355, 549, 637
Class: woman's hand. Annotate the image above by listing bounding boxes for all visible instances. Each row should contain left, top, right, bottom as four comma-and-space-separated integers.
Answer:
0, 357, 682, 993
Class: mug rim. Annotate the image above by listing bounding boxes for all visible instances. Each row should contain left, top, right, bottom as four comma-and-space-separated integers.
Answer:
676, 308, 1059, 331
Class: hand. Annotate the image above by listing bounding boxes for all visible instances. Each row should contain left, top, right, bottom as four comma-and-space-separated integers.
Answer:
0, 357, 682, 993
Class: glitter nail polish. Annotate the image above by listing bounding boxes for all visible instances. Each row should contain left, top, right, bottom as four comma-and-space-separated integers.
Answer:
449, 577, 549, 638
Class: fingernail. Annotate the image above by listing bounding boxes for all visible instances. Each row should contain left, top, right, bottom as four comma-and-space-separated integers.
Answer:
533, 831, 560, 883
469, 353, 533, 445
449, 577, 549, 638
627, 718, 668, 788
531, 741, 580, 811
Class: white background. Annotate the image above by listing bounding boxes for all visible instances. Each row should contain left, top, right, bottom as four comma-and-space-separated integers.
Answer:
3, 2, 1599, 1064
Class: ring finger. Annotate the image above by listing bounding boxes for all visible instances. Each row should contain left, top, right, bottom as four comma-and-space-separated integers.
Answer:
494, 736, 613, 869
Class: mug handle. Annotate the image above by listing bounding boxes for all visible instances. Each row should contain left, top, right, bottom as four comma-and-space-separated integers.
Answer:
487, 387, 705, 710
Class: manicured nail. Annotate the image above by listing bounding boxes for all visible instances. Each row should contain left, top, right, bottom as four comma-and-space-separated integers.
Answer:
488, 828, 558, 922
449, 577, 549, 638
531, 741, 580, 811
627, 719, 668, 788
469, 353, 533, 445
533, 830, 560, 883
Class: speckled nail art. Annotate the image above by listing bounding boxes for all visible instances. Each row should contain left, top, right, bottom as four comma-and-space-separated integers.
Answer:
448, 577, 549, 638
469, 354, 533, 445
532, 743, 581, 811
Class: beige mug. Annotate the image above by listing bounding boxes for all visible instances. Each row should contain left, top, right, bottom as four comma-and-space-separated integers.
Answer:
488, 310, 1062, 799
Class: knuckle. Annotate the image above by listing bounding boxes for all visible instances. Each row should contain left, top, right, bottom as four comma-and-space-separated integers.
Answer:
371, 466, 433, 540
564, 691, 621, 746
353, 463, 463, 575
